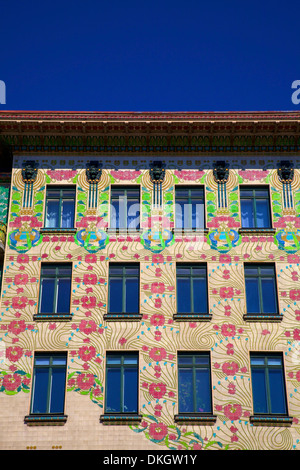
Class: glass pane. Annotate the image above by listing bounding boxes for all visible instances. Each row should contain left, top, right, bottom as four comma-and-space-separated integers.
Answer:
195, 369, 211, 413
35, 356, 51, 366
109, 278, 123, 312
193, 278, 207, 313
252, 369, 268, 414
32, 368, 49, 413
177, 267, 191, 276
177, 278, 191, 313
123, 355, 138, 365
123, 368, 138, 413
245, 278, 260, 314
255, 189, 269, 198
179, 368, 194, 413
261, 278, 277, 314
256, 200, 270, 228
269, 369, 287, 414
47, 189, 61, 198
244, 266, 259, 276
125, 278, 139, 313
176, 189, 189, 198
195, 355, 210, 365
109, 266, 124, 275
106, 355, 122, 365
267, 357, 282, 366
178, 355, 194, 365
192, 203, 205, 229
110, 200, 119, 228
41, 266, 57, 276
240, 188, 252, 198
57, 266, 72, 276
40, 279, 55, 313
50, 368, 66, 413
56, 278, 71, 313
52, 356, 67, 366
260, 267, 275, 276
61, 200, 74, 228
106, 368, 121, 412
250, 356, 265, 366
241, 199, 254, 228
45, 200, 59, 228
175, 201, 185, 228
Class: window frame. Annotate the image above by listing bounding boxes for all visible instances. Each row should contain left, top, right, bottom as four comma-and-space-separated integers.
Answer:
36, 263, 73, 321
110, 185, 140, 231
175, 185, 206, 231
175, 263, 211, 321
239, 185, 272, 230
243, 262, 280, 321
105, 263, 141, 320
26, 352, 68, 424
249, 352, 291, 424
44, 185, 76, 230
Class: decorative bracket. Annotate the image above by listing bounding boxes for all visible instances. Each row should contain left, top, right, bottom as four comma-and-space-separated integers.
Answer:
213, 161, 229, 183
277, 160, 294, 183
21, 160, 38, 183
149, 161, 166, 207
86, 161, 102, 183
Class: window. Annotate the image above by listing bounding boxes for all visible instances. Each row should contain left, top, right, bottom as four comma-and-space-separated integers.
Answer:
240, 186, 271, 229
250, 353, 288, 416
30, 353, 67, 416
45, 186, 75, 229
176, 264, 209, 317
110, 186, 140, 230
178, 353, 212, 415
175, 186, 205, 230
38, 264, 72, 317
108, 264, 139, 316
104, 352, 139, 415
244, 264, 278, 316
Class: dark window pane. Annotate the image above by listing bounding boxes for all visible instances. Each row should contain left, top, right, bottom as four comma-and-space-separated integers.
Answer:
56, 278, 71, 313
252, 369, 268, 414
45, 200, 59, 228
269, 369, 287, 414
241, 199, 254, 228
40, 279, 55, 313
125, 278, 139, 313
195, 369, 211, 413
50, 368, 66, 413
179, 368, 194, 413
106, 369, 121, 412
256, 200, 270, 228
261, 278, 277, 313
193, 278, 207, 313
109, 278, 123, 312
123, 368, 138, 413
32, 368, 49, 413
61, 200, 74, 228
177, 278, 191, 313
245, 278, 260, 313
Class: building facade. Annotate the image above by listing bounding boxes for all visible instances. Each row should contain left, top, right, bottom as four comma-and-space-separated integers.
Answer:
0, 111, 300, 450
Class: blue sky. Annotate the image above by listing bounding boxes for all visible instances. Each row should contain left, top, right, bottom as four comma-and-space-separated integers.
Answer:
0, 0, 299, 112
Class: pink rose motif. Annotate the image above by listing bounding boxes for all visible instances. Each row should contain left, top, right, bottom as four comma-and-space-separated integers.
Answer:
221, 324, 236, 338
238, 170, 269, 181
148, 422, 168, 441
16, 254, 29, 264
293, 329, 300, 341
76, 373, 95, 390
83, 273, 97, 285
151, 282, 165, 294
223, 403, 243, 421
78, 345, 96, 362
149, 347, 167, 362
14, 273, 29, 285
7, 320, 26, 336
290, 290, 300, 302
152, 254, 164, 264
220, 287, 234, 299
6, 346, 23, 362
3, 374, 22, 391
287, 254, 300, 264
79, 319, 97, 335
110, 170, 141, 180
150, 314, 165, 327
222, 361, 239, 376
174, 170, 204, 181
12, 296, 28, 309
85, 254, 97, 263
154, 298, 162, 309
219, 254, 232, 264
149, 382, 167, 399
81, 296, 97, 309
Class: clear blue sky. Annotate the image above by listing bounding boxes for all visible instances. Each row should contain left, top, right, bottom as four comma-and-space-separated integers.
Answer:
0, 0, 299, 112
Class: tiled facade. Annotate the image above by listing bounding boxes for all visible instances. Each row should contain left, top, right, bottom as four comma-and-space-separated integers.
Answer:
0, 111, 300, 450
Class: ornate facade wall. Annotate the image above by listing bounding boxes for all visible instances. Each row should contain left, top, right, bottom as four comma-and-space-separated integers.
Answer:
1, 154, 300, 450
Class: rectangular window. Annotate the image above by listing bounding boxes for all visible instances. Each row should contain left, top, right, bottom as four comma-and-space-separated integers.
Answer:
250, 353, 288, 416
240, 186, 271, 229
30, 353, 67, 415
110, 186, 140, 230
105, 352, 139, 414
175, 186, 205, 230
45, 186, 76, 229
39, 264, 72, 315
176, 264, 208, 315
108, 264, 139, 314
178, 352, 212, 414
244, 264, 278, 315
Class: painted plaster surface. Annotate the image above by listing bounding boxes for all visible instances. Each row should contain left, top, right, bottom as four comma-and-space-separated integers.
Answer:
0, 155, 300, 450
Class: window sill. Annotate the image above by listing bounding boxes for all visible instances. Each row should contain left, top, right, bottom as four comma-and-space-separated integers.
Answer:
239, 228, 276, 235
174, 414, 217, 425
40, 227, 77, 234
104, 313, 142, 321
24, 414, 68, 426
33, 314, 73, 322
100, 414, 142, 425
249, 415, 293, 427
243, 314, 282, 322
174, 313, 212, 322
172, 228, 208, 235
